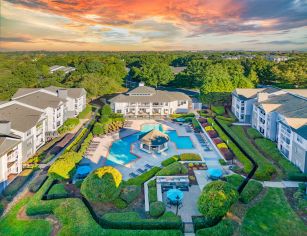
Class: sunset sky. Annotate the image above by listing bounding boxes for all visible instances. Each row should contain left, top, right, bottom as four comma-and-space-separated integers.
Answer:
1, 0, 307, 51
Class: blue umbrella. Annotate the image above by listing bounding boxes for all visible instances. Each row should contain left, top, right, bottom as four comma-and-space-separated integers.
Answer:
175, 118, 185, 122
208, 168, 223, 179
167, 189, 184, 202
76, 165, 91, 176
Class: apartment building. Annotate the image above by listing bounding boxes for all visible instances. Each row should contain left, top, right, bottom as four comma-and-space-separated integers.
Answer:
231, 87, 281, 123
232, 88, 307, 173
0, 121, 22, 193
109, 83, 192, 117
0, 101, 46, 160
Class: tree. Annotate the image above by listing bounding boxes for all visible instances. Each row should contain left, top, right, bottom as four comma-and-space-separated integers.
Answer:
200, 64, 233, 105
92, 123, 104, 136
81, 166, 122, 202
197, 181, 239, 219
101, 104, 112, 117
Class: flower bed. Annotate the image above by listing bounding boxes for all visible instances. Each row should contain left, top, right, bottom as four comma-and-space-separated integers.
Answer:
212, 138, 223, 145
217, 143, 228, 149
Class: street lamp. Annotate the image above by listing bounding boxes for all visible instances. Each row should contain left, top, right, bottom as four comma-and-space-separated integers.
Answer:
175, 195, 180, 215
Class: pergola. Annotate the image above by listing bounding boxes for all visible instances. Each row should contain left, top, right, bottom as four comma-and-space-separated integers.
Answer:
139, 129, 169, 153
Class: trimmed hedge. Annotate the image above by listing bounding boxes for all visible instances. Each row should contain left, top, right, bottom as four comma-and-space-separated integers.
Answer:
156, 162, 188, 176
112, 198, 128, 209
101, 211, 182, 230
225, 174, 263, 204
149, 186, 158, 203
255, 138, 301, 179
29, 174, 48, 193
196, 219, 238, 236
218, 159, 227, 166
126, 167, 161, 186
288, 173, 307, 182
48, 183, 67, 195
192, 118, 201, 131
179, 153, 202, 161
3, 169, 35, 200
170, 113, 195, 118
192, 216, 222, 231
65, 128, 88, 152
120, 185, 141, 204
247, 128, 263, 139
150, 201, 166, 218
161, 156, 179, 167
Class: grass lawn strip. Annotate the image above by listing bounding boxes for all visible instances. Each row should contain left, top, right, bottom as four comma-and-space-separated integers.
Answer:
240, 188, 307, 236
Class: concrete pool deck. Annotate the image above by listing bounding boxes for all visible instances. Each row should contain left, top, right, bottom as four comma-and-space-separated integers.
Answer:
82, 119, 223, 180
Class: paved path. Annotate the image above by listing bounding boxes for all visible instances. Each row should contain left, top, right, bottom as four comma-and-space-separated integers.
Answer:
262, 181, 302, 188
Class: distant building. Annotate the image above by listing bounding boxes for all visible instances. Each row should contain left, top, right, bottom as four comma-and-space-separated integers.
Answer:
49, 65, 76, 74
231, 88, 307, 173
109, 82, 193, 117
170, 66, 186, 74
266, 55, 289, 63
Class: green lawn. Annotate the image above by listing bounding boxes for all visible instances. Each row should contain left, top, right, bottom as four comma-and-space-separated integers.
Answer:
240, 188, 307, 236
211, 106, 225, 115
217, 119, 276, 180
0, 197, 52, 236
48, 183, 67, 195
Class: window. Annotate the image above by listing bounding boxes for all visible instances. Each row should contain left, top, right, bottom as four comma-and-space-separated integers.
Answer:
116, 110, 122, 113
27, 139, 32, 146
26, 130, 32, 137
297, 135, 303, 144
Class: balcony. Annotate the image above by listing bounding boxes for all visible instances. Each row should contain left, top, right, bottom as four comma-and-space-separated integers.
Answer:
7, 154, 18, 163
138, 103, 150, 107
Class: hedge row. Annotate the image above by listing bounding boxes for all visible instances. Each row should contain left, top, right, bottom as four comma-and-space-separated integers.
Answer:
65, 128, 88, 152
170, 113, 195, 119
216, 119, 276, 180
207, 118, 253, 175
156, 162, 188, 176
29, 174, 48, 193
126, 167, 161, 185
3, 168, 35, 200
225, 174, 263, 203
100, 211, 182, 230
161, 153, 202, 167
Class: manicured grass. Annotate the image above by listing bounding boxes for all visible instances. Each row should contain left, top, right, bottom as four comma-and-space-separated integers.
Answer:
254, 138, 301, 178
246, 128, 262, 139
149, 186, 157, 203
0, 197, 52, 236
196, 219, 237, 236
240, 188, 307, 236
225, 174, 263, 204
217, 119, 276, 180
156, 162, 188, 176
211, 106, 225, 115
78, 105, 92, 119
48, 183, 67, 195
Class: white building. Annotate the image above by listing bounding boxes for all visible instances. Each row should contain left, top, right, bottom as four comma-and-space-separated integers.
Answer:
49, 65, 76, 74
109, 83, 192, 117
232, 88, 307, 173
0, 121, 22, 193
0, 101, 47, 161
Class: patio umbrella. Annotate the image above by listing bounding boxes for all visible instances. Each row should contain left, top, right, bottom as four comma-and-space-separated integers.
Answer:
208, 168, 223, 179
175, 118, 185, 122
166, 189, 184, 203
76, 165, 91, 176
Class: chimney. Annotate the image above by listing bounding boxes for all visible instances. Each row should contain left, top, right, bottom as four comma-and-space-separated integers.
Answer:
57, 89, 68, 99
0, 120, 11, 135
257, 92, 269, 102
139, 82, 145, 87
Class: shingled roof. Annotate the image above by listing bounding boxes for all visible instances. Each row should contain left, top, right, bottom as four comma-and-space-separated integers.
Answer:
139, 129, 169, 146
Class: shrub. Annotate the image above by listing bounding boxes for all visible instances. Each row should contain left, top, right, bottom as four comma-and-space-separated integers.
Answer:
211, 106, 225, 115
78, 105, 92, 119
0, 202, 3, 217
113, 198, 128, 209
207, 130, 218, 138
196, 219, 237, 236
81, 166, 122, 202
192, 216, 221, 231
127, 167, 161, 186
204, 126, 214, 132
156, 162, 188, 176
48, 152, 82, 180
288, 173, 307, 181
226, 174, 263, 203
101, 104, 112, 117
179, 153, 202, 161
48, 183, 67, 195
247, 128, 262, 139
192, 118, 201, 131
161, 155, 179, 167
148, 179, 156, 188
217, 143, 228, 149
120, 185, 141, 204
101, 211, 182, 230
92, 123, 104, 136
170, 113, 195, 118
75, 179, 83, 188
213, 138, 223, 144
150, 201, 166, 218
78, 133, 93, 155
198, 118, 207, 124
149, 186, 157, 203
3, 169, 34, 199
197, 181, 239, 219
219, 159, 227, 165
29, 174, 48, 193
65, 128, 87, 152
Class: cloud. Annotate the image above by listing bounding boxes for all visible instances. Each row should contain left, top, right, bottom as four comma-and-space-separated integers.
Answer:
0, 36, 32, 42
257, 40, 306, 45
42, 38, 89, 44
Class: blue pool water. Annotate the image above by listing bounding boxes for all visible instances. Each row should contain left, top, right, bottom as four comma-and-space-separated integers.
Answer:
106, 124, 194, 165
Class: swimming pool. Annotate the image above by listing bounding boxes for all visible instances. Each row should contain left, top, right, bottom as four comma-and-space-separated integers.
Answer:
106, 123, 194, 165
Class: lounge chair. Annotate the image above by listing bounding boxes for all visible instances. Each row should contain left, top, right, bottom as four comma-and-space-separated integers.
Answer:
136, 168, 145, 173
129, 172, 138, 178
145, 164, 153, 169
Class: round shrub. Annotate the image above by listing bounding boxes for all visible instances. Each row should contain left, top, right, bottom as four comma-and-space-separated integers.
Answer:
113, 198, 128, 209
197, 181, 239, 219
149, 201, 166, 218
81, 166, 122, 202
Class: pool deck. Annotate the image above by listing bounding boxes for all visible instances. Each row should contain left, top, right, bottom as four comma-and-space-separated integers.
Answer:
82, 119, 222, 180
